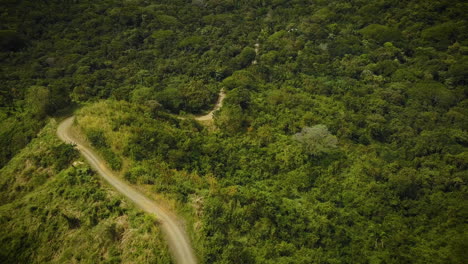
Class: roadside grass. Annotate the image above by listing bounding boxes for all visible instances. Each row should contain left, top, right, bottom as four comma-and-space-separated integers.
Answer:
75, 100, 207, 260
0, 119, 172, 264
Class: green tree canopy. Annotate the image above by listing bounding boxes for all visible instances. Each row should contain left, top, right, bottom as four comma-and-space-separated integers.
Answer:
25, 86, 50, 118
293, 125, 338, 156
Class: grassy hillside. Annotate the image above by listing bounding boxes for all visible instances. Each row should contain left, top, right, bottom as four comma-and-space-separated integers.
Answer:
74, 100, 207, 257
75, 98, 466, 263
0, 120, 171, 263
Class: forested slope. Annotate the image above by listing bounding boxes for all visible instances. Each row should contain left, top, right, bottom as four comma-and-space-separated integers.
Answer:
1, 0, 467, 263
0, 120, 171, 263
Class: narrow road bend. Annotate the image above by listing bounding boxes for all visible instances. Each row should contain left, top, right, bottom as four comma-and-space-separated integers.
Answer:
57, 116, 197, 264
194, 88, 226, 121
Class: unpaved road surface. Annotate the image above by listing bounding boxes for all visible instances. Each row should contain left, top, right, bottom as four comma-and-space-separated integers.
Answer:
253, 42, 260, 65
195, 89, 226, 121
57, 117, 197, 264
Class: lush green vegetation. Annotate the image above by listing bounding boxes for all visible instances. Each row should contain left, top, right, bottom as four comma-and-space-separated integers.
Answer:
0, 121, 172, 263
1, 0, 467, 263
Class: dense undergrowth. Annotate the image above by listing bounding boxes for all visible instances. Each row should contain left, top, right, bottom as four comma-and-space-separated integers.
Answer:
1, 0, 467, 263
0, 121, 171, 263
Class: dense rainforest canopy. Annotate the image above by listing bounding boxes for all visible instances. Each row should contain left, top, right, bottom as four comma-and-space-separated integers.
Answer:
1, 0, 467, 263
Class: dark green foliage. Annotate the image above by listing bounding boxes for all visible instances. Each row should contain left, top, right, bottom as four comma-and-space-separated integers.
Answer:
0, 122, 171, 263
448, 56, 468, 85
156, 87, 184, 112
101, 148, 122, 171
86, 128, 122, 170
421, 21, 462, 50
87, 129, 108, 148
0, 30, 26, 51
49, 143, 78, 170
359, 24, 402, 45
235, 47, 257, 69
0, 115, 45, 168
1, 0, 467, 263
408, 82, 456, 109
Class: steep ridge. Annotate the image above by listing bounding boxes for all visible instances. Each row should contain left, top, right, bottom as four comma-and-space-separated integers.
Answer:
57, 117, 197, 264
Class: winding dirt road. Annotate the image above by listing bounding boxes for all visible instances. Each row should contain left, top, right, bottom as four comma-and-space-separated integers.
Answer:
57, 117, 197, 264
194, 89, 226, 121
